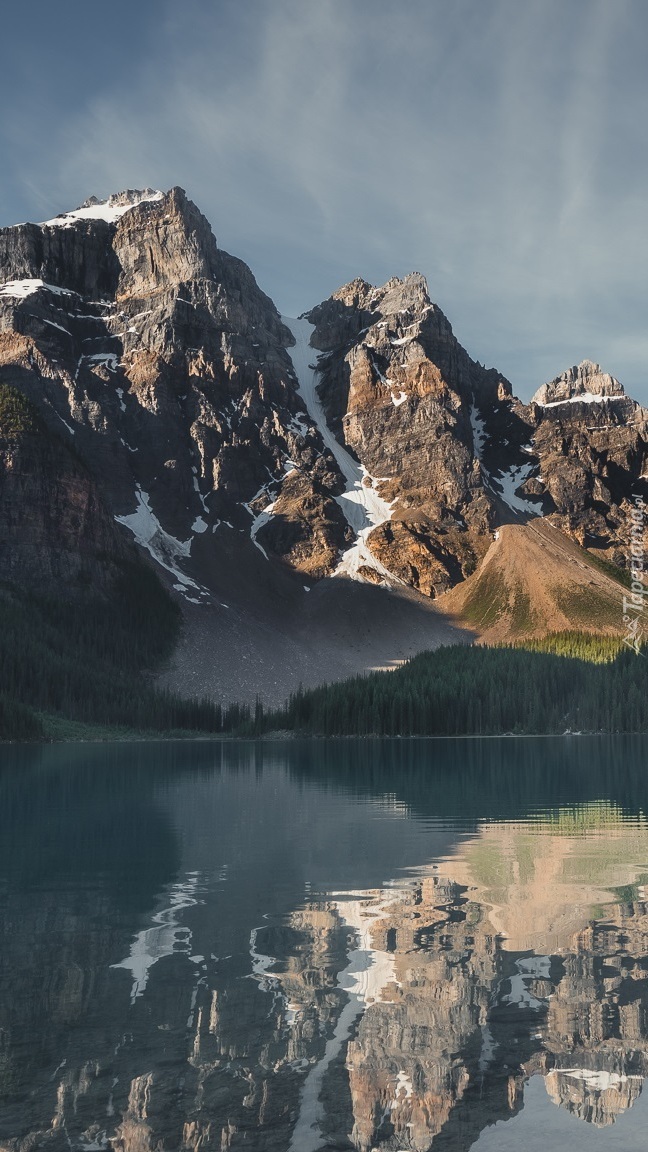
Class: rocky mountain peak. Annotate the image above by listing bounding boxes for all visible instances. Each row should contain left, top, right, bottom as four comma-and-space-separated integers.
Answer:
374, 270, 431, 314
310, 272, 436, 353
0, 187, 352, 605
329, 271, 431, 317
87, 187, 162, 211
531, 359, 626, 406
39, 187, 165, 228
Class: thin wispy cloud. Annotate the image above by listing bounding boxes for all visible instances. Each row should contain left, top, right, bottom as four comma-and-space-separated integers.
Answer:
0, 0, 646, 398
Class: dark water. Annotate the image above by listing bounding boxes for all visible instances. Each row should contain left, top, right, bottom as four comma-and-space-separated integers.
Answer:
2, 738, 648, 1151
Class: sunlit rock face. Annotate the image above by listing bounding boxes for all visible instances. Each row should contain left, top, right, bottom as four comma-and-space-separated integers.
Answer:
306, 274, 511, 595
528, 359, 648, 562
306, 281, 648, 591
532, 360, 627, 406
0, 189, 349, 599
2, 190, 645, 609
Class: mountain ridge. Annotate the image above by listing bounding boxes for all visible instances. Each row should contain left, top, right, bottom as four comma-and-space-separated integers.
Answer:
0, 186, 643, 703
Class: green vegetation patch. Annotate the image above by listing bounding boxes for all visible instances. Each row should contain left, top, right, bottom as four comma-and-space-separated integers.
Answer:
509, 589, 536, 634
510, 630, 629, 664
584, 549, 632, 590
0, 692, 43, 741
37, 713, 218, 742
460, 568, 507, 628
554, 583, 620, 629
0, 384, 39, 441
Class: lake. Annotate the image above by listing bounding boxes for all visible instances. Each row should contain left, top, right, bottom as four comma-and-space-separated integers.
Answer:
1, 737, 648, 1151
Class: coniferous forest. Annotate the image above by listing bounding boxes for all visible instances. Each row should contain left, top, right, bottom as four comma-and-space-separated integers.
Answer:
0, 576, 241, 741
255, 642, 648, 738
1, 574, 647, 742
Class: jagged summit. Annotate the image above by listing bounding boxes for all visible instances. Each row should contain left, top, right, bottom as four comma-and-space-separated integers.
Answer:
307, 272, 437, 351
36, 188, 165, 229
79, 188, 163, 211
330, 271, 431, 309
532, 359, 626, 406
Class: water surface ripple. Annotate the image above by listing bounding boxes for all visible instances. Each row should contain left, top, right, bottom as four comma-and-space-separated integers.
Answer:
1, 736, 648, 1150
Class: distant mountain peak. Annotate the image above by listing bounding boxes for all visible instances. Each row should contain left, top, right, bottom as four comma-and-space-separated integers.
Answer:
532, 359, 625, 406
37, 188, 165, 229
330, 271, 432, 314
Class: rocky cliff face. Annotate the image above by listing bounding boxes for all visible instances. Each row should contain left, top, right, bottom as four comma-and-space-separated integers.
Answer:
0, 187, 645, 674
0, 188, 349, 605
527, 360, 648, 562
305, 273, 508, 595
0, 382, 131, 595
306, 284, 648, 595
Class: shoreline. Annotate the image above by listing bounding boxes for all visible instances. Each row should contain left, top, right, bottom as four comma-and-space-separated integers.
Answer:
2, 729, 648, 748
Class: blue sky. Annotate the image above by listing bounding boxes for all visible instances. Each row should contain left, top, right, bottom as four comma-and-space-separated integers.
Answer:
1, 0, 646, 400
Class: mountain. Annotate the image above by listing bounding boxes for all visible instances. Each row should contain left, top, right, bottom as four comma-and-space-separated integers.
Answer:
0, 187, 644, 706
440, 519, 624, 643
303, 282, 647, 597
0, 187, 350, 601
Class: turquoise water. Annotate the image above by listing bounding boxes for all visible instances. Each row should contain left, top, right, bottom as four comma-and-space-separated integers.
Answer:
1, 736, 648, 1150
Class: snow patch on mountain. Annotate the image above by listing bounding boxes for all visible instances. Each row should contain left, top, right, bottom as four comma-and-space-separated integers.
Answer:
248, 503, 275, 559
491, 462, 541, 517
469, 400, 540, 517
283, 316, 397, 584
83, 352, 120, 372
0, 278, 78, 299
38, 189, 164, 229
115, 486, 208, 600
537, 393, 625, 409
469, 401, 487, 459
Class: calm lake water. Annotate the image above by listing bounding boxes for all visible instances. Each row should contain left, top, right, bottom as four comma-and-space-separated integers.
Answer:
2, 737, 648, 1151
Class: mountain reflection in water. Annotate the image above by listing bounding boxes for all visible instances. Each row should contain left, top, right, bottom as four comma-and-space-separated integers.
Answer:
1, 737, 648, 1151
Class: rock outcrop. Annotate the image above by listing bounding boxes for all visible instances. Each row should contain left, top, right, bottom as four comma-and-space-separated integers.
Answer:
527, 360, 648, 563
532, 359, 626, 406
305, 273, 509, 595
0, 381, 132, 595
